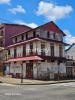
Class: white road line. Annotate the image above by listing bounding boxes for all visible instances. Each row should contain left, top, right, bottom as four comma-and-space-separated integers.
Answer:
52, 83, 75, 87
0, 83, 16, 86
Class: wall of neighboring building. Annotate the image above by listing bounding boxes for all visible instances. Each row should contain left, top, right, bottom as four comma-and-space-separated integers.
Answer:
65, 44, 75, 60
5, 24, 31, 47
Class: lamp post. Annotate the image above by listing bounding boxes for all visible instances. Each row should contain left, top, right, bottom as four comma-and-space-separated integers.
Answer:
21, 62, 23, 83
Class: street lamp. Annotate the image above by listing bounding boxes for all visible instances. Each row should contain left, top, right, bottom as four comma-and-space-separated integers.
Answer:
21, 62, 23, 83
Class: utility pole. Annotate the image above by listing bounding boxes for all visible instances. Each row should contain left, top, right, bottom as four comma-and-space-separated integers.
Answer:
57, 61, 60, 81
21, 62, 23, 83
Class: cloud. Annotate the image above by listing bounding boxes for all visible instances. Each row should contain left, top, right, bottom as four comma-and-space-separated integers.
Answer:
14, 20, 38, 28
0, 0, 11, 4
9, 5, 26, 14
36, 1, 73, 21
64, 29, 75, 44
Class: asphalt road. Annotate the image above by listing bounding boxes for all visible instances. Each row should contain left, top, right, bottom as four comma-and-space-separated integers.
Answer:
0, 82, 75, 100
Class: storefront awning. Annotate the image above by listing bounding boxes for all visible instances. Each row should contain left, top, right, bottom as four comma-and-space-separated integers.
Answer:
5, 56, 43, 63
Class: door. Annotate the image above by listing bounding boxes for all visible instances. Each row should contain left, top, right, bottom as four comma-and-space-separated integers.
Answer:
26, 63, 33, 78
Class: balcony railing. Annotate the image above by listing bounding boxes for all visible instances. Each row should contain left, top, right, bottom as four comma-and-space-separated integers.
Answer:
66, 62, 75, 66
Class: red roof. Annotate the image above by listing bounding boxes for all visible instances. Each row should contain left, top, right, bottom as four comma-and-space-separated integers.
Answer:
12, 21, 66, 38
5, 56, 43, 63
40, 21, 66, 36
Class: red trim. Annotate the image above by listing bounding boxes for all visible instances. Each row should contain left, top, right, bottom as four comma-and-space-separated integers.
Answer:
5, 56, 43, 63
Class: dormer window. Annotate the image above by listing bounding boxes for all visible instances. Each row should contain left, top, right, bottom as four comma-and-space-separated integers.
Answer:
13, 37, 17, 43
60, 34, 63, 41
26, 34, 28, 39
21, 34, 24, 40
50, 31, 54, 39
15, 37, 17, 43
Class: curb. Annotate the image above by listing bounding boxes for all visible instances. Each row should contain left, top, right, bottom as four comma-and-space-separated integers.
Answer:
1, 80, 75, 85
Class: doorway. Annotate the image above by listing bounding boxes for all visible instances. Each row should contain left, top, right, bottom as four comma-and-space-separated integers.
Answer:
26, 63, 33, 78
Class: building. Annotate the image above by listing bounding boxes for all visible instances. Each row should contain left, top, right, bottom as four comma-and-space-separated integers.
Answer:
65, 43, 75, 78
5, 21, 67, 80
0, 23, 31, 76
0, 23, 31, 47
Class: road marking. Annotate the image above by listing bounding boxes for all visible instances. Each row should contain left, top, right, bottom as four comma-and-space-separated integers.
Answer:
0, 83, 16, 87
52, 82, 75, 87
4, 92, 22, 96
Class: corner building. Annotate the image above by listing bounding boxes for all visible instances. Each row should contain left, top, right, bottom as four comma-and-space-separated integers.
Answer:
5, 21, 67, 80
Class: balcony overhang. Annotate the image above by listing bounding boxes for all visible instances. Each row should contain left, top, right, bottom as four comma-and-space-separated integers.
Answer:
5, 56, 43, 63
7, 37, 69, 49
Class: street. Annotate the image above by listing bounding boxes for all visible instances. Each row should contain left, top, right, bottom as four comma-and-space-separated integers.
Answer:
0, 82, 75, 100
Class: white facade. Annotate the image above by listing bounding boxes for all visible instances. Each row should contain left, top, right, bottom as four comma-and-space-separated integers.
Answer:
9, 41, 65, 58
6, 22, 66, 80
8, 61, 66, 79
65, 44, 75, 60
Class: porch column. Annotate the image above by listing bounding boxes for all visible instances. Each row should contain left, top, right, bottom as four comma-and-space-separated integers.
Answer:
33, 62, 38, 79
23, 62, 26, 78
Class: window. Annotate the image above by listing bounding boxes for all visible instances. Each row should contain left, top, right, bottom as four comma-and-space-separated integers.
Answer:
50, 43, 54, 56
60, 34, 63, 41
15, 37, 17, 43
53, 33, 56, 39
55, 34, 59, 40
41, 43, 45, 56
59, 45, 63, 57
21, 34, 24, 40
26, 34, 28, 39
0, 30, 3, 36
13, 38, 15, 43
8, 50, 10, 55
14, 48, 16, 58
50, 31, 54, 39
23, 45, 26, 56
30, 43, 33, 55
0, 41, 3, 47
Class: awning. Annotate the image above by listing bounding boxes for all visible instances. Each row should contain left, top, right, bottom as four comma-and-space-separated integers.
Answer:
5, 56, 43, 63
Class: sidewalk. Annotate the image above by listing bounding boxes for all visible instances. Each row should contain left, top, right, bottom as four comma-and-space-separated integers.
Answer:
0, 77, 75, 85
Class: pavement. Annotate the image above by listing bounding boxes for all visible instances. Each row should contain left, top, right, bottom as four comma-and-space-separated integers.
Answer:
0, 77, 75, 85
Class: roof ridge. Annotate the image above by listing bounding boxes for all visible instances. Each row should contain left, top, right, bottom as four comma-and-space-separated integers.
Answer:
1, 23, 32, 29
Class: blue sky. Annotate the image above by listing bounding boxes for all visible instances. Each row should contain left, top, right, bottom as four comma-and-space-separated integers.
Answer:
0, 0, 75, 44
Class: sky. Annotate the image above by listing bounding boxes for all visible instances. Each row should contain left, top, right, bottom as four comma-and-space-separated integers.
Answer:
0, 0, 75, 44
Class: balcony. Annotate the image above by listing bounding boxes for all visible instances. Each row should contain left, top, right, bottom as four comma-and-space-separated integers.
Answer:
66, 62, 75, 66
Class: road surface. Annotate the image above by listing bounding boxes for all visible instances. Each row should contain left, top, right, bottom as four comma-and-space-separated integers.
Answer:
0, 82, 75, 100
